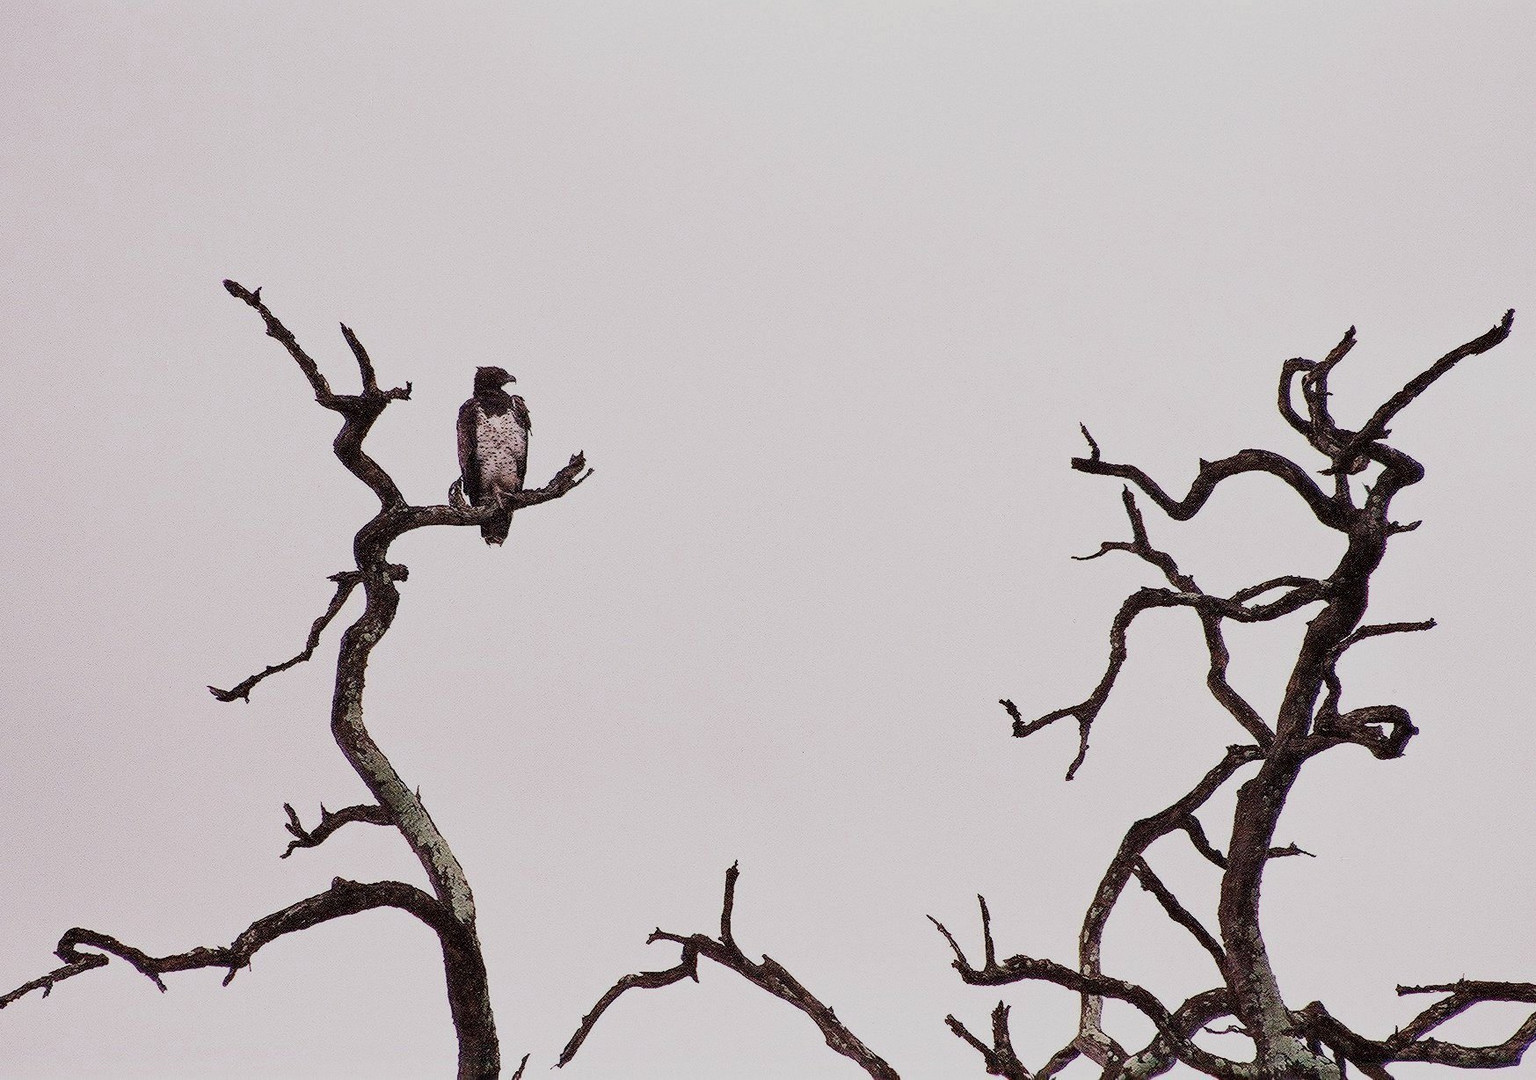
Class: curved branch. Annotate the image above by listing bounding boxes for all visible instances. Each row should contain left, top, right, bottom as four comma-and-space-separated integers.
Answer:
1180, 814, 1228, 869
1305, 619, 1435, 760
221, 281, 333, 401
1310, 704, 1418, 760
1295, 981, 1536, 1073
559, 949, 703, 1067
0, 878, 452, 1008
1113, 989, 1237, 1080
1074, 432, 1348, 531
1198, 612, 1273, 748
1387, 981, 1536, 1067
1065, 490, 1279, 749
1296, 327, 1365, 475
1009, 573, 1314, 778
1278, 357, 1319, 439
1009, 586, 1180, 778
1072, 744, 1261, 1055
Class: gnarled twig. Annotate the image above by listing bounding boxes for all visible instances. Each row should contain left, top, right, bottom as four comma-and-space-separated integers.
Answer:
280, 801, 393, 858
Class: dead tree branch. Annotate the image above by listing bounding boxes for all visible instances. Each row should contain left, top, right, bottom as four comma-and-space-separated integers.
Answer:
559, 864, 899, 1080
944, 1002, 1035, 1080
207, 569, 374, 702
1, 878, 454, 1008
1129, 858, 1225, 970
280, 801, 393, 858
1293, 980, 1536, 1074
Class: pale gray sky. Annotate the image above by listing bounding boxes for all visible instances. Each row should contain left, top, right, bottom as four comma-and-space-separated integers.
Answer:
2, 3, 1533, 1077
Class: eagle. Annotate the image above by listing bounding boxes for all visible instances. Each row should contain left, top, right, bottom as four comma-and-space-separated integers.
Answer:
457, 365, 531, 545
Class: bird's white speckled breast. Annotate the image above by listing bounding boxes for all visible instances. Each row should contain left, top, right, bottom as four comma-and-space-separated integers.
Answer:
475, 407, 528, 493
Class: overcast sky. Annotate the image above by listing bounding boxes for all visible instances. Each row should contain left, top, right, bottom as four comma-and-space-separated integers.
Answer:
2, 4, 1533, 1078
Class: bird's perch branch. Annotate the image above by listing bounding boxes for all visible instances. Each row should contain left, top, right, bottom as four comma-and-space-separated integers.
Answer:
401, 451, 593, 536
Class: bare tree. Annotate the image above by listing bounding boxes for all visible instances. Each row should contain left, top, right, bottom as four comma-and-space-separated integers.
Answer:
562, 314, 1533, 1079
0, 282, 590, 1080
934, 311, 1535, 1079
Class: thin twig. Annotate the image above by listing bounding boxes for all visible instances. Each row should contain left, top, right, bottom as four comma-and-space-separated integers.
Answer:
208, 571, 370, 702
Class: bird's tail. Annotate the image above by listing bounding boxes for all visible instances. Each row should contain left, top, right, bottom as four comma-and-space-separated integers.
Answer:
482, 509, 512, 546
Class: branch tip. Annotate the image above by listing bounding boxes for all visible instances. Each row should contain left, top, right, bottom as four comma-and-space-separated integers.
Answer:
978, 894, 996, 970
1078, 424, 1101, 460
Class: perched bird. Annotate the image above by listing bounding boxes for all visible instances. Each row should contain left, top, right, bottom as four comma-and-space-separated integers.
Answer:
457, 365, 531, 545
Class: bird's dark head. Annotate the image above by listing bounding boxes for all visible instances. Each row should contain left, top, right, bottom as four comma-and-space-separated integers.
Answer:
474, 366, 516, 394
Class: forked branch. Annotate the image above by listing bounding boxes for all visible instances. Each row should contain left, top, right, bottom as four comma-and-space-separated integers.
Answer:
1295, 980, 1536, 1073
944, 1002, 1035, 1080
559, 864, 898, 1080
280, 801, 394, 858
930, 898, 1246, 1079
